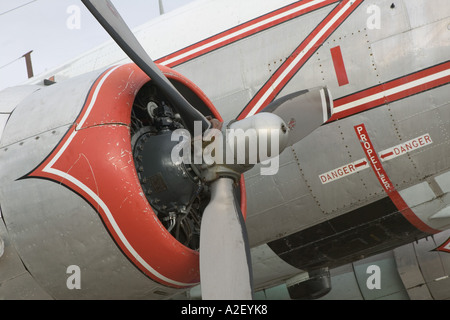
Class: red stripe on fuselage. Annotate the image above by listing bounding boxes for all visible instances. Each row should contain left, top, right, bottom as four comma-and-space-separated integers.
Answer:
330, 61, 450, 121
156, 0, 339, 68
330, 46, 349, 86
238, 0, 363, 119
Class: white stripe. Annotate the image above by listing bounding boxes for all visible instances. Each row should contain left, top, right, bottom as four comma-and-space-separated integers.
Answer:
320, 88, 328, 123
246, 0, 355, 118
160, 0, 329, 66
43, 65, 194, 287
334, 69, 450, 113
76, 65, 121, 130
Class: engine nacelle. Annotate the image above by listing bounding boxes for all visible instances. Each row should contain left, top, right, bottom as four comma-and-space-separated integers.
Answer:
0, 63, 245, 299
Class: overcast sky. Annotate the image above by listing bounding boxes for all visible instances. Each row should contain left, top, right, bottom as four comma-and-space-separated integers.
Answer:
0, 0, 195, 90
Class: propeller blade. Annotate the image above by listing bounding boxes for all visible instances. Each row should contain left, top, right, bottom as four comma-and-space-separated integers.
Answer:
199, 178, 253, 300
81, 0, 210, 133
262, 87, 333, 146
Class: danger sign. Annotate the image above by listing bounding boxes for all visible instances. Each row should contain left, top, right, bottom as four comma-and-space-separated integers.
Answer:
319, 158, 368, 184
379, 134, 432, 161
318, 131, 434, 185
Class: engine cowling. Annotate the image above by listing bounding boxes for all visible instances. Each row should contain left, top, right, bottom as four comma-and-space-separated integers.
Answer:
0, 63, 246, 298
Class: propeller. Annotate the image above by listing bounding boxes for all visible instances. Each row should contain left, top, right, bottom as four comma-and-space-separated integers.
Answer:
82, 0, 333, 300
199, 89, 332, 299
199, 178, 253, 299
81, 0, 210, 134
261, 87, 333, 146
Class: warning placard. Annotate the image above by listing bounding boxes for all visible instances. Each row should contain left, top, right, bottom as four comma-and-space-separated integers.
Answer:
318, 132, 433, 185
379, 134, 432, 161
319, 158, 368, 184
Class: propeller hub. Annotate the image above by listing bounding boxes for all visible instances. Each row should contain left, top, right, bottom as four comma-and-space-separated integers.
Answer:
197, 112, 289, 182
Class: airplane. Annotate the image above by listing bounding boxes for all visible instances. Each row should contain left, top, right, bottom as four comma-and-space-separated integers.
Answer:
0, 0, 449, 300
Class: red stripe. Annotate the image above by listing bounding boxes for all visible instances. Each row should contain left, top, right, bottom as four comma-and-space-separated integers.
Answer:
333, 84, 383, 109
386, 76, 450, 103
330, 46, 349, 86
156, 0, 338, 67
330, 61, 450, 121
354, 124, 439, 234
436, 237, 450, 253
238, 0, 362, 120
382, 60, 450, 92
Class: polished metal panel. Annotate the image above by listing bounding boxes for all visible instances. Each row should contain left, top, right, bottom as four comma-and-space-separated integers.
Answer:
0, 85, 40, 113
245, 148, 323, 246
404, 0, 450, 29
0, 72, 102, 147
0, 218, 53, 299
251, 244, 303, 290
394, 243, 432, 299
371, 18, 450, 84
364, 0, 411, 43
0, 114, 9, 142
0, 71, 184, 299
